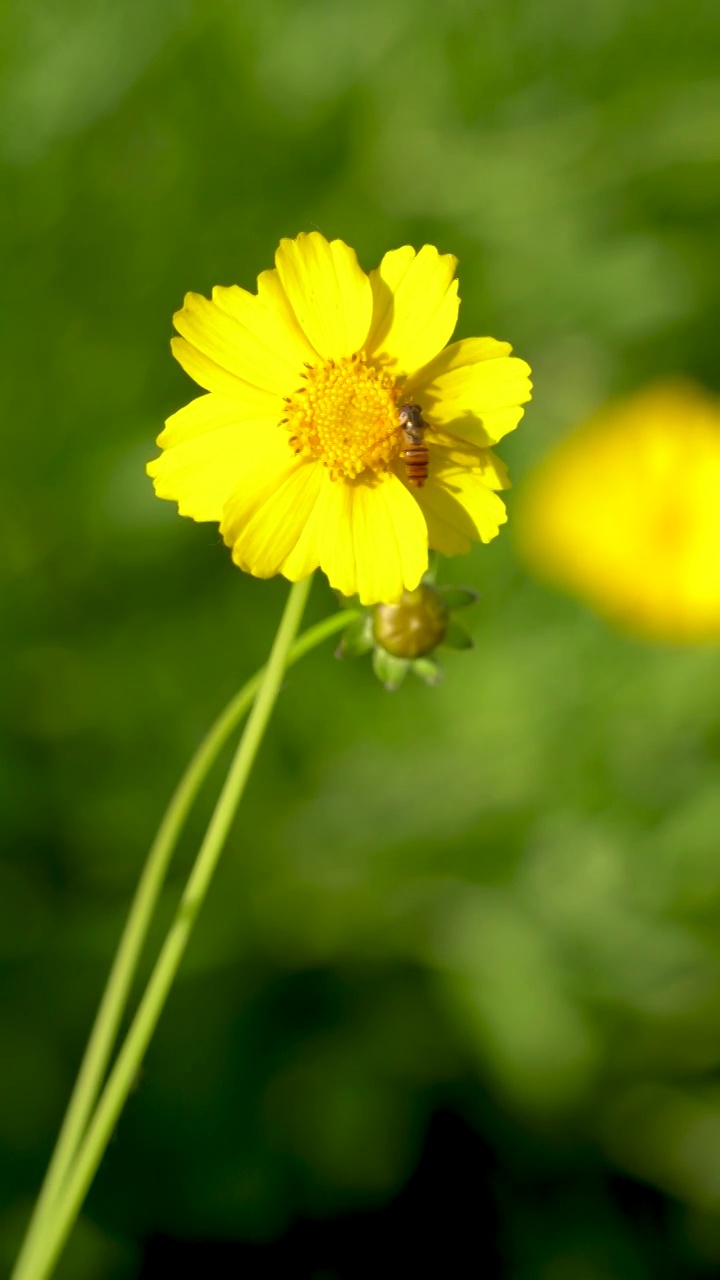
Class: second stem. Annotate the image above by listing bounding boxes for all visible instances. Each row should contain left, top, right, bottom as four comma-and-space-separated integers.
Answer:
20, 575, 312, 1280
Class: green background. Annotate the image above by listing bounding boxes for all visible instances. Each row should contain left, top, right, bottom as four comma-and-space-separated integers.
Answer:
3, 0, 720, 1274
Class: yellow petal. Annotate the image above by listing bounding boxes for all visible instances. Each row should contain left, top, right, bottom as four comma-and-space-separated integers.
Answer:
411, 445, 508, 547
222, 455, 326, 579
255, 268, 318, 364
157, 391, 275, 447
427, 438, 511, 490
315, 472, 428, 604
173, 289, 305, 397
171, 337, 278, 404
366, 245, 459, 376
415, 501, 472, 557
274, 232, 373, 360
213, 271, 317, 379
405, 337, 532, 446
147, 394, 285, 521
223, 458, 427, 599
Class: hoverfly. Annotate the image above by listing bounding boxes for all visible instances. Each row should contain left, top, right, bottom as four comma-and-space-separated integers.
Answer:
399, 403, 429, 487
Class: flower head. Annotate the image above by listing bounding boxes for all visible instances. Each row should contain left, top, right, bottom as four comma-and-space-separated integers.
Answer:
148, 233, 531, 604
515, 382, 720, 642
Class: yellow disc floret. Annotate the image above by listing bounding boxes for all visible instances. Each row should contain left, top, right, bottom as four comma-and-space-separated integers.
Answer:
284, 352, 402, 480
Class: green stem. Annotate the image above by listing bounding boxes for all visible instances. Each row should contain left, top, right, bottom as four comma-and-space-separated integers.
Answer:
14, 579, 347, 1280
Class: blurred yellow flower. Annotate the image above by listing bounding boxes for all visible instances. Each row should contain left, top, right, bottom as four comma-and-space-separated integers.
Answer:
515, 382, 720, 642
148, 232, 531, 605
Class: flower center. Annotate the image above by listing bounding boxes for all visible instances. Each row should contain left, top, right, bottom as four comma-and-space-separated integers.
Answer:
283, 353, 403, 480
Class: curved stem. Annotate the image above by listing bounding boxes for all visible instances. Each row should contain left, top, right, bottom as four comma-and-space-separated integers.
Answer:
14, 583, 353, 1280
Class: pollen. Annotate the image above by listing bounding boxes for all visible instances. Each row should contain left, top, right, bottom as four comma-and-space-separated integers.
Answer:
283, 352, 403, 480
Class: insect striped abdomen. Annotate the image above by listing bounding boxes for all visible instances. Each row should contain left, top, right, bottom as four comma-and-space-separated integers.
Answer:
403, 443, 429, 487
398, 403, 430, 488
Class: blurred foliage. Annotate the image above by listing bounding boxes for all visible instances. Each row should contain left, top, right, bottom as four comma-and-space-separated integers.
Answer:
2, 0, 720, 1275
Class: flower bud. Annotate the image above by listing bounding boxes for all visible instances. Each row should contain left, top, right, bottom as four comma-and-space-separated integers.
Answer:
372, 585, 449, 659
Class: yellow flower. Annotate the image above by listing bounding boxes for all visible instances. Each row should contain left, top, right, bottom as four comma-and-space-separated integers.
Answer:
148, 233, 531, 604
515, 382, 720, 642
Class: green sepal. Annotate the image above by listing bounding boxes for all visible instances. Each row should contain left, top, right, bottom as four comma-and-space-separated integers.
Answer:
335, 614, 374, 659
422, 550, 440, 585
333, 590, 359, 608
437, 585, 479, 610
372, 646, 410, 691
412, 656, 443, 686
442, 619, 474, 650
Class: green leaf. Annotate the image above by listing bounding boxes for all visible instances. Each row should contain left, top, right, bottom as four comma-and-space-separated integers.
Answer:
335, 614, 374, 659
372, 647, 410, 690
442, 620, 474, 650
437, 585, 479, 610
412, 656, 444, 686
